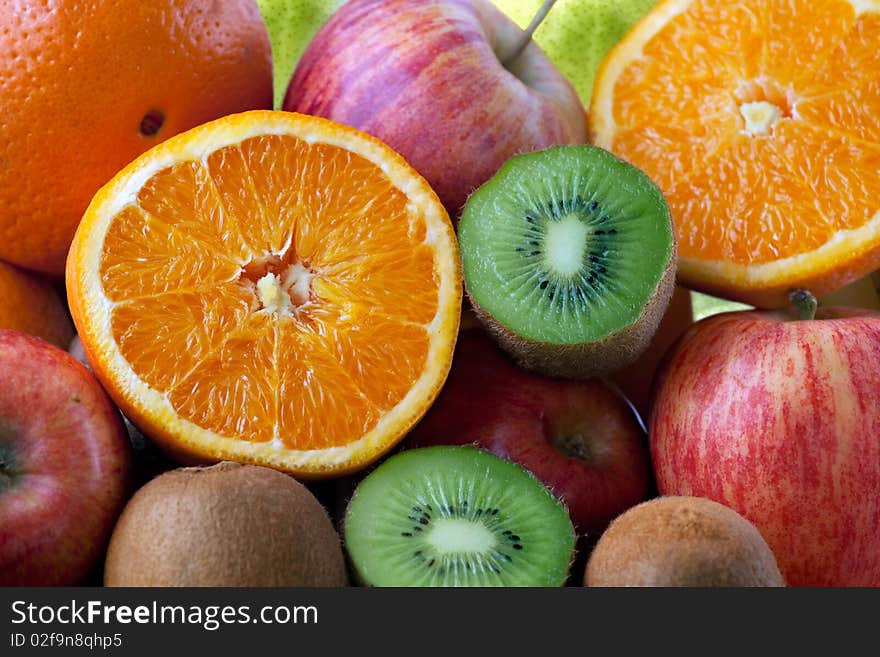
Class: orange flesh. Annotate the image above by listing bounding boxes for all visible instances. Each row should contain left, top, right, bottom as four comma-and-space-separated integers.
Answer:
100, 134, 438, 448
606, 0, 880, 266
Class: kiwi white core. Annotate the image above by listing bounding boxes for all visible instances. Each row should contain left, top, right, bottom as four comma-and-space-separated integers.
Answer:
426, 518, 498, 555
740, 101, 783, 135
543, 214, 590, 277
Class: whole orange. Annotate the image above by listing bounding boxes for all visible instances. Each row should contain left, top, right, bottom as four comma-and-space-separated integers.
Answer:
0, 1, 272, 276
0, 260, 74, 349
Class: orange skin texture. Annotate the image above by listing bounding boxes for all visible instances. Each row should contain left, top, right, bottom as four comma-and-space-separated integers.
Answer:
0, 0, 272, 275
0, 261, 73, 349
284, 0, 587, 220
0, 330, 131, 586
650, 306, 880, 586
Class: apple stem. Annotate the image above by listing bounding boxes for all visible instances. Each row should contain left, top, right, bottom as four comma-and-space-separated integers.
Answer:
501, 0, 558, 69
789, 289, 818, 321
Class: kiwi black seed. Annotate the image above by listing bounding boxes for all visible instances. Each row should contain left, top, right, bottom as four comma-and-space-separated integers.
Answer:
457, 144, 677, 379
342, 446, 576, 587
584, 496, 786, 587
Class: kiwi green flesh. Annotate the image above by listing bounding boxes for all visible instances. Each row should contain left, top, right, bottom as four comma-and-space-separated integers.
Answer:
458, 145, 675, 346
343, 446, 575, 587
468, 252, 676, 379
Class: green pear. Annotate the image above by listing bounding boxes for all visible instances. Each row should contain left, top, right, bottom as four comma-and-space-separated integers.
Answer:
690, 291, 752, 322
690, 276, 880, 321
256, 0, 346, 109
491, 0, 657, 106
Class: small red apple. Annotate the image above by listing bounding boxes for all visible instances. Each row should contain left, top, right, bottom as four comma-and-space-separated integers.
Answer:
649, 296, 880, 586
406, 327, 653, 536
283, 0, 587, 219
0, 329, 132, 585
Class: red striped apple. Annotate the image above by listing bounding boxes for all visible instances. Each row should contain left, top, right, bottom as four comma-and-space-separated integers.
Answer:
649, 298, 880, 586
283, 0, 587, 219
0, 330, 132, 585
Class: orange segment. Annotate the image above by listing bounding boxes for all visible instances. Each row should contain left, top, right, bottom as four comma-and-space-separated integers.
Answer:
275, 321, 380, 451
808, 11, 880, 91
591, 0, 880, 307
798, 78, 880, 144
100, 205, 241, 301
110, 285, 255, 392
168, 313, 279, 444
315, 245, 440, 325
67, 110, 461, 477
762, 0, 854, 89
309, 304, 432, 411
137, 160, 254, 264
204, 143, 286, 259
239, 134, 307, 255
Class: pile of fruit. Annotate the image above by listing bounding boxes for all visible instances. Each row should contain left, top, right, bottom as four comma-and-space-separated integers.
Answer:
1, 0, 879, 588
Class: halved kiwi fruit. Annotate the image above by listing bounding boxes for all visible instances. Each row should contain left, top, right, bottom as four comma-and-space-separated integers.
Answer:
343, 446, 576, 587
458, 145, 676, 379
103, 462, 348, 587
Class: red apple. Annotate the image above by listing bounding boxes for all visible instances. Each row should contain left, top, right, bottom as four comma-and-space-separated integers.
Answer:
649, 300, 880, 586
0, 329, 132, 585
406, 327, 653, 536
283, 0, 587, 219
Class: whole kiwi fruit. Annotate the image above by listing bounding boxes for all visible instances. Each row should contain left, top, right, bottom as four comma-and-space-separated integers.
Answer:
103, 461, 347, 587
584, 496, 785, 587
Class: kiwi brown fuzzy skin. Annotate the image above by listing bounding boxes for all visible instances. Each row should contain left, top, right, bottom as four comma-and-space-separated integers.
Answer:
103, 462, 348, 587
584, 495, 785, 587
467, 246, 678, 380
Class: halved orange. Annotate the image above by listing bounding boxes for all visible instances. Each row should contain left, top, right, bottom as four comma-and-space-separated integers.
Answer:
590, 0, 880, 308
66, 110, 462, 478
